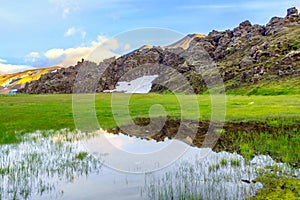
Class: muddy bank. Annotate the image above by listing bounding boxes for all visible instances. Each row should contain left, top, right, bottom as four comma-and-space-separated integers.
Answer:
107, 117, 300, 167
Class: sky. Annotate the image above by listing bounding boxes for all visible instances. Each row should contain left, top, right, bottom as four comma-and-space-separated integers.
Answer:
0, 0, 299, 74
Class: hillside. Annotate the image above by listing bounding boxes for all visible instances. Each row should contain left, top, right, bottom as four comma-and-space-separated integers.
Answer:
0, 66, 63, 94
16, 7, 300, 95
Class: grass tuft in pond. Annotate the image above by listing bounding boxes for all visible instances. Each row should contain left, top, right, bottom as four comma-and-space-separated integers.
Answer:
75, 152, 88, 160
230, 158, 241, 167
220, 158, 228, 166
215, 126, 300, 168
142, 150, 299, 200
0, 130, 102, 200
143, 151, 300, 199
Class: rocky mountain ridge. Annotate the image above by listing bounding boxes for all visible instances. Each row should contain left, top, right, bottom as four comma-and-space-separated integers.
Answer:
19, 7, 300, 94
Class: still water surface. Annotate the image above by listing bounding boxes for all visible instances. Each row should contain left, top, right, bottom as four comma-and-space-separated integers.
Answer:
0, 129, 298, 199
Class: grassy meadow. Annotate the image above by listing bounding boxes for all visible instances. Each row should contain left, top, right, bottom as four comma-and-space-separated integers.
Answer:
0, 93, 300, 142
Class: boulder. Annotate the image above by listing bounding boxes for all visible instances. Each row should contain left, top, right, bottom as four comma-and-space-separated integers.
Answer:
240, 71, 247, 82
287, 7, 298, 17
239, 57, 253, 68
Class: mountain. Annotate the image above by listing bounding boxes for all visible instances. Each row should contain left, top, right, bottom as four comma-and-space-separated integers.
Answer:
15, 7, 300, 95
166, 33, 205, 50
0, 66, 63, 94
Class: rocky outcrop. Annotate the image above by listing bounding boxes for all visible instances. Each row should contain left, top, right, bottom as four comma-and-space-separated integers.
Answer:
21, 65, 78, 94
19, 8, 300, 94
265, 7, 300, 35
287, 7, 298, 16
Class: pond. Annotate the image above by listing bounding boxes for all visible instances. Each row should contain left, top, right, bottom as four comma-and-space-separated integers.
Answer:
0, 129, 299, 199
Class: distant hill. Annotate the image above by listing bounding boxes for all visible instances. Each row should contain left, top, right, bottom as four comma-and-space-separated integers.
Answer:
0, 66, 63, 94
14, 7, 300, 95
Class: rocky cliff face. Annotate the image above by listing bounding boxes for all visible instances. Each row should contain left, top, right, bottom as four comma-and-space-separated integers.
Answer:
19, 8, 300, 94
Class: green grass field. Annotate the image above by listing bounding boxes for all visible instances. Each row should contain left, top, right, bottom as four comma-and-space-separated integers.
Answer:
1, 93, 300, 133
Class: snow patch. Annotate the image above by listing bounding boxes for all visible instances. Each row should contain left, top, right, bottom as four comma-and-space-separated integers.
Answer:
105, 75, 158, 94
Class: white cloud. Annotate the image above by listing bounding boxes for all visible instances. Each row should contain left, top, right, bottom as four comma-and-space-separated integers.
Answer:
0, 63, 33, 74
64, 27, 76, 37
49, 0, 80, 18
29, 52, 40, 58
24, 52, 40, 62
64, 27, 86, 39
45, 48, 65, 59
44, 35, 119, 67
62, 8, 70, 18
0, 58, 7, 63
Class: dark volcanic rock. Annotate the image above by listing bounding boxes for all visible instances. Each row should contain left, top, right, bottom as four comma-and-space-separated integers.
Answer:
287, 7, 298, 16
239, 57, 253, 68
266, 7, 300, 36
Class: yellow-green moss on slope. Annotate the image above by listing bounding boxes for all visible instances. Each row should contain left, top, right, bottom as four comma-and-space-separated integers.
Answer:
249, 174, 300, 200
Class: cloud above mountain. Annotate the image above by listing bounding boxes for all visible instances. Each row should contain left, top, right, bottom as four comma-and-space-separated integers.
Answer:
43, 35, 119, 67
0, 34, 122, 74
0, 59, 33, 74
0, 59, 7, 63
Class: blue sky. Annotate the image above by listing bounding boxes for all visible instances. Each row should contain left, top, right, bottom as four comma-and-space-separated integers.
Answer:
0, 0, 299, 74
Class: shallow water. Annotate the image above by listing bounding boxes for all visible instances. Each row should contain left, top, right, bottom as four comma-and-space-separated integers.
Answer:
0, 129, 299, 199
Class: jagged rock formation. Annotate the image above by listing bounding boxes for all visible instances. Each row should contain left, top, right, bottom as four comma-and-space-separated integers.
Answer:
19, 8, 300, 94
